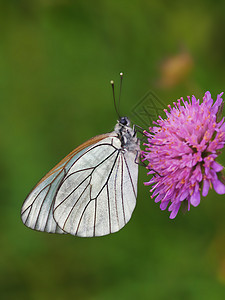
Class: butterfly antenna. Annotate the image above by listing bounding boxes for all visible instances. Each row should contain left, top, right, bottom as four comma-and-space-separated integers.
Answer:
110, 79, 121, 119
118, 72, 123, 115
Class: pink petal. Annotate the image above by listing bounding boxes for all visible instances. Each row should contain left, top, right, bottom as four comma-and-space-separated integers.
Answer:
212, 161, 223, 172
212, 178, 225, 194
144, 182, 152, 186
155, 193, 164, 203
160, 201, 169, 210
169, 203, 181, 219
220, 122, 225, 132
190, 187, 201, 207
179, 190, 190, 201
212, 101, 223, 114
204, 91, 213, 106
202, 179, 210, 197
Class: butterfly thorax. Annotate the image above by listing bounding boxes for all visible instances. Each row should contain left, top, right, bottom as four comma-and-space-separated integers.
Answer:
114, 117, 140, 153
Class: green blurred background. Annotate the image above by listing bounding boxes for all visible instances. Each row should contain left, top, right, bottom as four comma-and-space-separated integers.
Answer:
1, 1, 225, 299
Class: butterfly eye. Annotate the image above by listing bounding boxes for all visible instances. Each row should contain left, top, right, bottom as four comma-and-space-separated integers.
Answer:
119, 116, 129, 126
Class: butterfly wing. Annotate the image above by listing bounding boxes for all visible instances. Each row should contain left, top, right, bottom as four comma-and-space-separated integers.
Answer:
53, 136, 138, 237
21, 134, 109, 234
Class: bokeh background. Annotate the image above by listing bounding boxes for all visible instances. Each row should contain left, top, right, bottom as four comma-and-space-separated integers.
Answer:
1, 1, 225, 299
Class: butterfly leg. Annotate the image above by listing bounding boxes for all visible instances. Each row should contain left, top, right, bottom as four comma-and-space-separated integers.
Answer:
132, 124, 145, 136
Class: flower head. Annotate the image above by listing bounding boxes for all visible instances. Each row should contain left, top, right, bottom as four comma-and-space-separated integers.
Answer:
142, 91, 225, 218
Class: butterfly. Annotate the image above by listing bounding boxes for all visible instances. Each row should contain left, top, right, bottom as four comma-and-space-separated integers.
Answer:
21, 75, 140, 237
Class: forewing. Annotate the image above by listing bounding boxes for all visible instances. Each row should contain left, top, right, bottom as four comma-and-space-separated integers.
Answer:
53, 137, 139, 237
21, 134, 109, 234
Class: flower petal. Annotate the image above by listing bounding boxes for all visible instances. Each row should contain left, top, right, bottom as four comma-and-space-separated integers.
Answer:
204, 91, 213, 106
212, 178, 225, 194
169, 203, 181, 219
160, 201, 169, 210
190, 186, 201, 207
212, 161, 223, 172
202, 179, 210, 197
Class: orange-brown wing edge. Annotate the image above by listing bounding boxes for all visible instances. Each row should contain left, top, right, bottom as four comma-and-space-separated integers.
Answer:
38, 133, 114, 185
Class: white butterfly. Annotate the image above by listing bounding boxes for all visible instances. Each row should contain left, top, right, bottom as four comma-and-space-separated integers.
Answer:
21, 116, 140, 237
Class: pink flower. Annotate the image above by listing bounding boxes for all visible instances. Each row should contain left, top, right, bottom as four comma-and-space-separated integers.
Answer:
142, 91, 225, 219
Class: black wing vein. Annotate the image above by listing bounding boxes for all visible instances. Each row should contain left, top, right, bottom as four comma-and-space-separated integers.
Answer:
73, 151, 120, 235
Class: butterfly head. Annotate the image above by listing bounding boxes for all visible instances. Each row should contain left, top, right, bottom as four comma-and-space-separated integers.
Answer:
114, 116, 131, 133
118, 116, 130, 127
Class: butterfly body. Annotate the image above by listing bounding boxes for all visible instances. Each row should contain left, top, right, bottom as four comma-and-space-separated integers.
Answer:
21, 117, 140, 237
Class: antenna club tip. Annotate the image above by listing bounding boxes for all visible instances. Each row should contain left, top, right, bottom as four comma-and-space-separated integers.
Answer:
110, 80, 114, 85
120, 72, 123, 76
